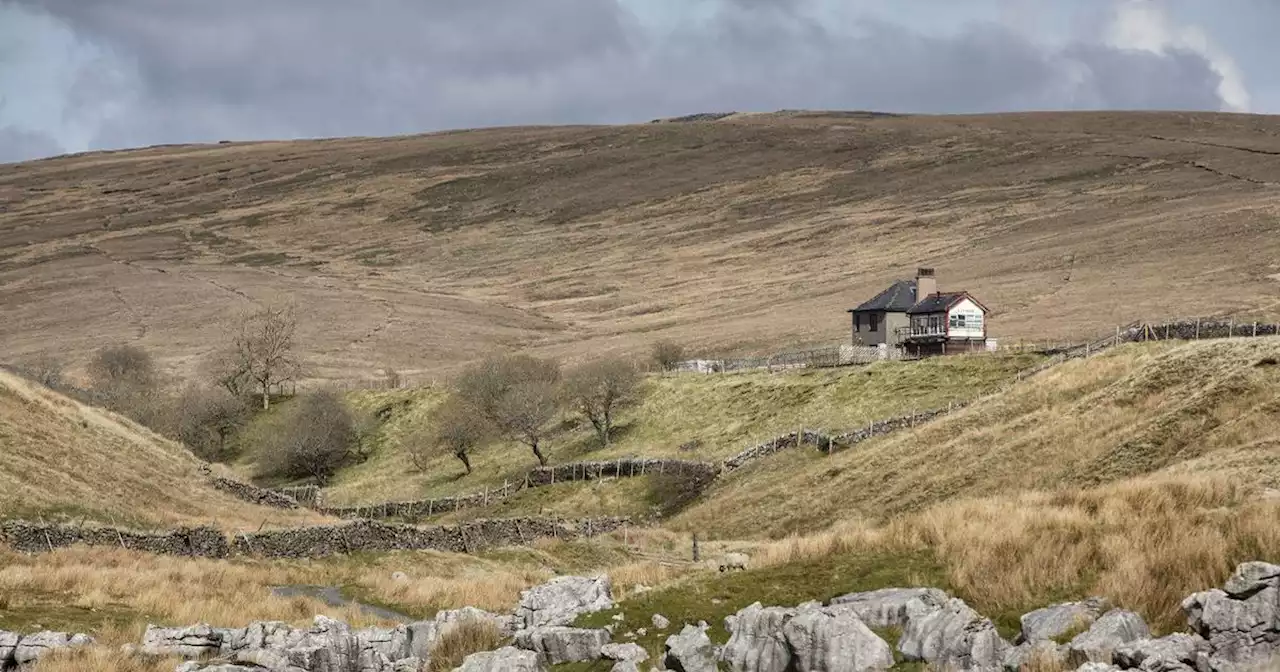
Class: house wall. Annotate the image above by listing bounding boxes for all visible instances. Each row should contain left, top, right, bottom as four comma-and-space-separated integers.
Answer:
946, 298, 986, 339
852, 311, 910, 346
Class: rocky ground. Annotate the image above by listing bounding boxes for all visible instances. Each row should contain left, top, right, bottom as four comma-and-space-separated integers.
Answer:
5, 561, 1278, 672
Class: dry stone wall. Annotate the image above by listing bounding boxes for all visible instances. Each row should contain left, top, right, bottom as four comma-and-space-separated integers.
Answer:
526, 459, 720, 487
209, 477, 302, 509
0, 517, 628, 560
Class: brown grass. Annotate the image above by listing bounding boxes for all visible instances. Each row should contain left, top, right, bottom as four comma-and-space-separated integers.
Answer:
0, 369, 330, 529
426, 620, 506, 672
3, 112, 1280, 384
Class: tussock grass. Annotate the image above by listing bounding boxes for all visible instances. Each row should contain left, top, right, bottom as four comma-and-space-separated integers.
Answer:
426, 620, 506, 672
0, 370, 329, 529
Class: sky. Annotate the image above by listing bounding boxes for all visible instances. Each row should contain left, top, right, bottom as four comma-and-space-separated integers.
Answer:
0, 0, 1274, 163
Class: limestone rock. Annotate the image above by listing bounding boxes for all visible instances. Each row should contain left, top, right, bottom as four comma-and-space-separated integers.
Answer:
829, 587, 949, 629
0, 630, 18, 668
601, 642, 649, 662
784, 607, 894, 672
1066, 609, 1150, 665
1113, 633, 1208, 672
898, 597, 1010, 671
12, 631, 94, 667
437, 606, 518, 638
513, 626, 609, 664
1223, 562, 1280, 599
1002, 639, 1067, 671
664, 624, 717, 672
609, 661, 643, 672
392, 657, 423, 672
1075, 663, 1122, 672
652, 614, 671, 630
514, 575, 613, 629
1182, 585, 1280, 671
453, 646, 545, 672
1017, 598, 1109, 644
720, 603, 795, 672
141, 624, 228, 659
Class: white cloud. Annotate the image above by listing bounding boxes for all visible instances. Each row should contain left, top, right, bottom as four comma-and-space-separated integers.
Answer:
1104, 0, 1250, 112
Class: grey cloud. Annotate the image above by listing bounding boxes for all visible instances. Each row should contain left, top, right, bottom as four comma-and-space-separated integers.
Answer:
0, 126, 63, 163
0, 0, 1236, 157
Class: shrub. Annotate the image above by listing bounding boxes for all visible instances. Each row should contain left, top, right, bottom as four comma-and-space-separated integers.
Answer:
87, 343, 166, 427
651, 340, 685, 372
257, 390, 356, 485
426, 620, 505, 672
173, 385, 250, 462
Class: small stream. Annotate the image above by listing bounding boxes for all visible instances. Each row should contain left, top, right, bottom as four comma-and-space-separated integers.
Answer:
270, 585, 415, 623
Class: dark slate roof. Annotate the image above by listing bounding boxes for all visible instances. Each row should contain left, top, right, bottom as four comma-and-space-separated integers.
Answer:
849, 279, 917, 313
907, 292, 969, 315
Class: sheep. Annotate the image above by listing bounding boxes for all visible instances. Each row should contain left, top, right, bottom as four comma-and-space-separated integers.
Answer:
718, 552, 749, 572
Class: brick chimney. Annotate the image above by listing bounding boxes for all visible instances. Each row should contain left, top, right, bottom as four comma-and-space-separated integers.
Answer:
916, 267, 937, 301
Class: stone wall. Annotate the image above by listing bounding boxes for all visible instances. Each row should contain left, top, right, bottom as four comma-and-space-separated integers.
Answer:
209, 477, 301, 509
526, 458, 721, 487
0, 517, 628, 560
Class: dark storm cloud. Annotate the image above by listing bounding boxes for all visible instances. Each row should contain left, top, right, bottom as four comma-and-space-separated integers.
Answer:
0, 0, 1237, 157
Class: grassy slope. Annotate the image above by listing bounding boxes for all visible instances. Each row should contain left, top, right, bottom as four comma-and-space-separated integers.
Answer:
676, 338, 1280, 538
0, 369, 329, 529
311, 353, 1040, 505
4, 112, 1280, 384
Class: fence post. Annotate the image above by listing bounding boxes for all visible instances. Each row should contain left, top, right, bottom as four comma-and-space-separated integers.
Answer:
1254, 322, 1258, 338
1114, 325, 1120, 347
1195, 319, 1200, 340
1230, 318, 1235, 338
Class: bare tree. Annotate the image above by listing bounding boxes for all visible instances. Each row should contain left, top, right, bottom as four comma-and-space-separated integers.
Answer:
19, 354, 64, 389
258, 390, 354, 485
651, 340, 685, 373
232, 304, 300, 410
87, 343, 162, 423
174, 385, 250, 461
200, 349, 254, 399
455, 354, 560, 466
406, 397, 489, 474
381, 367, 402, 389
563, 357, 642, 448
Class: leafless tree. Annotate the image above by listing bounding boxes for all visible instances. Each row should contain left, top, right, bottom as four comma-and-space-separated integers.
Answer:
455, 354, 560, 466
87, 343, 162, 423
200, 348, 254, 399
381, 367, 402, 389
407, 396, 489, 474
174, 385, 250, 461
651, 340, 685, 373
231, 304, 300, 410
563, 357, 642, 448
20, 354, 64, 389
259, 390, 354, 485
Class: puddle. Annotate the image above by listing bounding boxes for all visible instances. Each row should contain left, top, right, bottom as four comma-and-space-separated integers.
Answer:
270, 585, 414, 623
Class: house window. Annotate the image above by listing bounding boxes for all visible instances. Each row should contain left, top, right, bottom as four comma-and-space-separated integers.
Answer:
854, 313, 861, 332
949, 314, 966, 329
929, 315, 940, 332
869, 313, 880, 332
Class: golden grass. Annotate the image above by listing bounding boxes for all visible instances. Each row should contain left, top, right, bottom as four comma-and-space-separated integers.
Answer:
675, 338, 1280, 537
320, 354, 1037, 505
426, 620, 506, 672
0, 370, 330, 529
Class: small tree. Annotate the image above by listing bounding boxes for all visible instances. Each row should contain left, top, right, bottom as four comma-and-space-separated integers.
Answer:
563, 357, 642, 448
455, 353, 560, 466
20, 354, 64, 389
87, 343, 161, 422
231, 304, 300, 410
408, 397, 489, 474
201, 349, 254, 399
174, 385, 250, 461
651, 340, 685, 373
260, 390, 354, 485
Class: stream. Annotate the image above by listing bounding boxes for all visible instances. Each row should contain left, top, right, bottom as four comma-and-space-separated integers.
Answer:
270, 585, 415, 623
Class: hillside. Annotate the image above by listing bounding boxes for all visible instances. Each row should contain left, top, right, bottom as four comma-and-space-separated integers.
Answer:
0, 369, 330, 529
3, 111, 1280, 383
303, 352, 1040, 505
675, 337, 1280, 538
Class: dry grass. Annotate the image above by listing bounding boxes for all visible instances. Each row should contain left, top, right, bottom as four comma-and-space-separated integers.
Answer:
675, 338, 1280, 537
4, 112, 1280, 385
0, 369, 330, 529
425, 620, 506, 672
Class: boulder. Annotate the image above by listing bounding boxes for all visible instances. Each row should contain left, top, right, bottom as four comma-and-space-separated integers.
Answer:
514, 575, 613, 629
784, 607, 894, 672
1018, 598, 1109, 644
652, 614, 671, 630
392, 658, 423, 672
1113, 633, 1209, 672
140, 624, 228, 658
720, 603, 795, 672
356, 624, 413, 663
454, 645, 545, 672
0, 630, 18, 668
609, 661, 643, 672
513, 626, 610, 664
1182, 586, 1280, 671
898, 597, 1010, 671
601, 642, 649, 662
1066, 609, 1150, 665
437, 606, 518, 638
664, 624, 718, 672
830, 588, 949, 630
1223, 562, 1280, 599
12, 631, 94, 667
1076, 664, 1122, 672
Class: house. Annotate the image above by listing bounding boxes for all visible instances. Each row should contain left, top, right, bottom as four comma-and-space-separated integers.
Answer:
847, 268, 991, 356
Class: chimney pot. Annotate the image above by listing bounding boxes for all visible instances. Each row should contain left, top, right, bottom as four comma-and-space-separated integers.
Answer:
915, 267, 938, 300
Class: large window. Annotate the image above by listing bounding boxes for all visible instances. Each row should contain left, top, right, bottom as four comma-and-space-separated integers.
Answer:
949, 313, 966, 329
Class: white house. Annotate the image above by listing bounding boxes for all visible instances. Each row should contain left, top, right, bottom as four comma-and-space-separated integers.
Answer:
902, 291, 991, 356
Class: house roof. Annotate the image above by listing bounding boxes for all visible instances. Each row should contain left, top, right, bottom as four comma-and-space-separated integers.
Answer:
848, 279, 917, 313
907, 291, 987, 315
